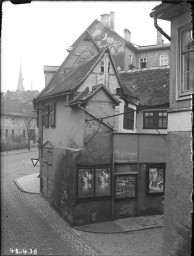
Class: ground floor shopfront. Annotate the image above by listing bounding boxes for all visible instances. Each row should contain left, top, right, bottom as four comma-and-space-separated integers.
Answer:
40, 133, 167, 226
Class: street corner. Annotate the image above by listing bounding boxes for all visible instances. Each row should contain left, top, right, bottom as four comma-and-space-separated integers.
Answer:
14, 173, 40, 194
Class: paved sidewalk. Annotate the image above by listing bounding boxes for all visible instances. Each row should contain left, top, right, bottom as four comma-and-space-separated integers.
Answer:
1, 147, 38, 156
15, 173, 40, 194
14, 172, 163, 234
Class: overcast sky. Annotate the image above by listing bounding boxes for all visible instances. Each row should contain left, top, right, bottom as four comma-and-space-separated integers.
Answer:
1, 1, 170, 93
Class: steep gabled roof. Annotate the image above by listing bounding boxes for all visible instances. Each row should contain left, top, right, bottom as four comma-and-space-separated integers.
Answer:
35, 30, 101, 101
36, 47, 136, 101
119, 67, 170, 106
1, 100, 36, 118
69, 84, 120, 106
36, 52, 102, 100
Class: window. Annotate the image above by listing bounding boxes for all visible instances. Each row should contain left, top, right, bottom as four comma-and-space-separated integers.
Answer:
146, 164, 165, 196
129, 54, 132, 64
11, 118, 15, 124
12, 129, 14, 136
108, 61, 110, 73
123, 103, 134, 130
143, 111, 167, 129
44, 105, 50, 128
100, 61, 104, 73
139, 57, 147, 68
160, 55, 168, 66
6, 129, 8, 137
178, 24, 194, 96
23, 130, 26, 137
50, 103, 56, 127
77, 167, 111, 199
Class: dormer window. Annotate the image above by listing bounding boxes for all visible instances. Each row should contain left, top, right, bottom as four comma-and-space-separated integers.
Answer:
101, 61, 104, 73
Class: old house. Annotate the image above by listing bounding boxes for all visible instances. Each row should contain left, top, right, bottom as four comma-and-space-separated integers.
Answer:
1, 65, 39, 151
150, 2, 193, 256
34, 13, 169, 225
1, 100, 38, 151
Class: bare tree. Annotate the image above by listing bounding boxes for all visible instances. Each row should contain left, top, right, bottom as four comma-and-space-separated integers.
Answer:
23, 117, 37, 151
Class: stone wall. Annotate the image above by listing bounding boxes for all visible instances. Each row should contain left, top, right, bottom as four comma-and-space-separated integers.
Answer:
162, 131, 192, 256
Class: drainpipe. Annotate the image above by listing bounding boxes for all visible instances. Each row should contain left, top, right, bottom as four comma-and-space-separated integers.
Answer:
154, 15, 171, 42
111, 132, 115, 220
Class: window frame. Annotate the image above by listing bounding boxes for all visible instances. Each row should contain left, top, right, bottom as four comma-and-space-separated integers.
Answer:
177, 23, 194, 98
143, 110, 168, 129
77, 166, 112, 200
123, 103, 135, 130
160, 55, 169, 66
6, 129, 8, 137
50, 103, 56, 128
139, 57, 147, 68
44, 105, 50, 128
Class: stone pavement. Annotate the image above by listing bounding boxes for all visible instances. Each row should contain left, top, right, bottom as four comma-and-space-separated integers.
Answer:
1, 147, 38, 156
15, 172, 163, 234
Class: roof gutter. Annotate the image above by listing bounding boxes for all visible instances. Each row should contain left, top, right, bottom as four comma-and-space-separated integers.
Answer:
153, 14, 171, 41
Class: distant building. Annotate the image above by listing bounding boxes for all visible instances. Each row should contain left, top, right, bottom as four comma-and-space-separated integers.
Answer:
1, 65, 39, 151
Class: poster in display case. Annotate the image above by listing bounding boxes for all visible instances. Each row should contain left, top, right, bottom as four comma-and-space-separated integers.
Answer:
114, 174, 137, 199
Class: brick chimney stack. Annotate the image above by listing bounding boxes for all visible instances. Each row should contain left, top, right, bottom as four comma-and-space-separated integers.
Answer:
100, 13, 109, 28
157, 30, 163, 45
109, 12, 115, 31
124, 29, 131, 42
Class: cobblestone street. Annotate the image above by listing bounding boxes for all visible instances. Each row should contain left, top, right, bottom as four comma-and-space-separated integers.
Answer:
1, 150, 163, 256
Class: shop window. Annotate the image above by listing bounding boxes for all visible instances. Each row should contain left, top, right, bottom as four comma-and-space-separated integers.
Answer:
77, 167, 111, 199
178, 24, 194, 97
123, 103, 134, 130
143, 111, 167, 129
160, 55, 168, 66
114, 174, 137, 199
139, 57, 147, 68
50, 103, 56, 127
146, 164, 165, 196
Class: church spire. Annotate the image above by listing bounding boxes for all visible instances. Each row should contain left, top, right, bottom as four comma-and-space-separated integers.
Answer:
17, 63, 24, 91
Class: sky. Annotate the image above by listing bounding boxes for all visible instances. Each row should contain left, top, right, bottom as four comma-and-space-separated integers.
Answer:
1, 1, 170, 93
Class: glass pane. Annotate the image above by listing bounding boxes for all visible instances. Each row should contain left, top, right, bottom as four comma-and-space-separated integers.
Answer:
182, 29, 192, 52
163, 118, 167, 128
183, 51, 194, 91
95, 168, 111, 196
158, 118, 163, 127
78, 169, 94, 198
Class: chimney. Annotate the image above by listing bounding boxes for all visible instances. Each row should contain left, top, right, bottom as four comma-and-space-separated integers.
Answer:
124, 29, 131, 42
44, 66, 59, 87
109, 12, 115, 31
157, 30, 163, 45
100, 13, 109, 28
